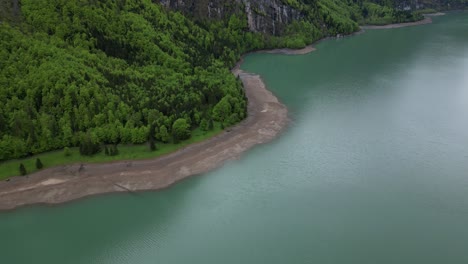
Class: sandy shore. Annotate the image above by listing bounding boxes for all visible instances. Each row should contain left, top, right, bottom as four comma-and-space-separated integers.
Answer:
361, 17, 432, 29
425, 12, 446, 17
0, 50, 309, 211
258, 45, 316, 55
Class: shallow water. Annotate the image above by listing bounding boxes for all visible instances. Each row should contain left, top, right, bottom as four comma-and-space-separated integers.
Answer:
1, 13, 468, 264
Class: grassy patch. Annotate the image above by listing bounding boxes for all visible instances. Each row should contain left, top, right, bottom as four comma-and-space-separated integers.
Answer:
0, 126, 223, 181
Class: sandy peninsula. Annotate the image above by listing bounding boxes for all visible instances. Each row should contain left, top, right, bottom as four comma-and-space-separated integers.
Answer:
0, 48, 316, 211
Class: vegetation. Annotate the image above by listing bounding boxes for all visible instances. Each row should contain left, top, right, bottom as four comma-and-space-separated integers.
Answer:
358, 2, 423, 25
149, 139, 157, 152
19, 163, 27, 176
35, 158, 43, 169
267, 0, 424, 48
63, 147, 71, 157
0, 0, 453, 179
0, 125, 223, 180
0, 0, 249, 163
172, 119, 191, 142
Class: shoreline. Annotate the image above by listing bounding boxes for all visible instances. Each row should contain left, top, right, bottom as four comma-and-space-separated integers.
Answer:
258, 45, 316, 55
425, 12, 446, 17
0, 52, 297, 211
360, 16, 432, 29
0, 15, 438, 211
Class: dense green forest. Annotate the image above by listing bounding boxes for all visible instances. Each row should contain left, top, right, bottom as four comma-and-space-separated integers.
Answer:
0, 0, 255, 161
0, 0, 431, 162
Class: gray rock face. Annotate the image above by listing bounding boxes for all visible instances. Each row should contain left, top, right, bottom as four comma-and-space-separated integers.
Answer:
241, 0, 302, 35
159, 0, 303, 35
159, 0, 467, 34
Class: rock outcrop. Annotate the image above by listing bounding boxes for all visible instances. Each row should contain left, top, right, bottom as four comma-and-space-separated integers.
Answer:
159, 0, 303, 35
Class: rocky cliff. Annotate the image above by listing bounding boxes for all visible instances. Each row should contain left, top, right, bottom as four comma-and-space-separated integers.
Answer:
159, 0, 303, 35
159, 0, 467, 36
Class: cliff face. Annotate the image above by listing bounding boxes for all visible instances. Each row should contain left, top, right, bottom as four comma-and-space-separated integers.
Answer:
159, 0, 467, 36
242, 0, 303, 35
159, 0, 303, 35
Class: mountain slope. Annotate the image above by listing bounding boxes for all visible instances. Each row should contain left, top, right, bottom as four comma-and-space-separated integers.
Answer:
0, 0, 465, 162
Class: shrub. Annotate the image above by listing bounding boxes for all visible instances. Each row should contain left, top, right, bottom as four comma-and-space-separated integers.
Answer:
64, 147, 71, 157
172, 118, 191, 141
35, 158, 43, 169
19, 163, 27, 176
149, 139, 157, 151
79, 134, 101, 156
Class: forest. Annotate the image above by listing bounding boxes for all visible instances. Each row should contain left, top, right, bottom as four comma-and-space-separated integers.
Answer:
0, 0, 434, 163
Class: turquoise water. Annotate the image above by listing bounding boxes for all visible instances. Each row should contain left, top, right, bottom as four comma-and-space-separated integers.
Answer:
1, 13, 468, 264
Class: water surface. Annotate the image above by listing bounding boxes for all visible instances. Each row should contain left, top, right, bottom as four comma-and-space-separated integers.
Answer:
1, 13, 468, 264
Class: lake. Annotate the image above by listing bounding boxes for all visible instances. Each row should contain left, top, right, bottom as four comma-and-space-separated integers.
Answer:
1, 12, 468, 264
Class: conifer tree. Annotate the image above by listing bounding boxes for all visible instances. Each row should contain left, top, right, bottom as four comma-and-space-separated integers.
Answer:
19, 163, 27, 176
35, 158, 43, 169
150, 139, 157, 151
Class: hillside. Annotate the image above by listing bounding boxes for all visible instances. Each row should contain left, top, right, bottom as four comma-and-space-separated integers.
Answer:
0, 0, 464, 163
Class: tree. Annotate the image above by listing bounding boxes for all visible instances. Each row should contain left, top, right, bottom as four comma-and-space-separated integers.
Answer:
213, 96, 232, 123
172, 118, 191, 141
36, 158, 43, 169
199, 119, 209, 131
226, 113, 240, 126
79, 133, 100, 156
131, 127, 148, 144
19, 163, 27, 176
63, 147, 71, 157
149, 139, 157, 151
208, 119, 214, 130
110, 145, 119, 156
158, 125, 170, 143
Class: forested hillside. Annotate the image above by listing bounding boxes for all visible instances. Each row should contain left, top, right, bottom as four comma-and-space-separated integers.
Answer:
0, 0, 460, 162
0, 0, 257, 160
